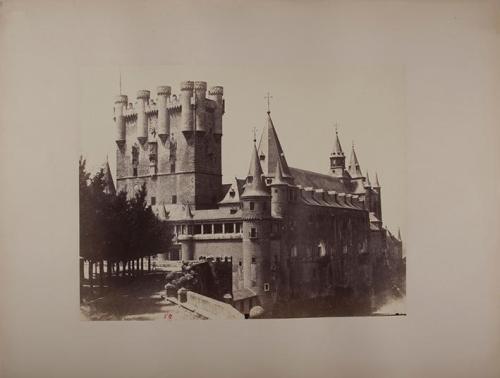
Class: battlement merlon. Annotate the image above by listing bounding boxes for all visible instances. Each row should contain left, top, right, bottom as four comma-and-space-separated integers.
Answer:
208, 86, 224, 134
113, 81, 225, 135
157, 86, 171, 142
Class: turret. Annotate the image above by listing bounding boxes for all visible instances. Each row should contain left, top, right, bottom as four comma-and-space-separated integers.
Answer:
208, 86, 224, 135
373, 172, 382, 221
364, 172, 372, 188
330, 127, 346, 176
136, 90, 150, 144
348, 143, 363, 178
194, 81, 207, 134
180, 81, 194, 135
270, 158, 288, 218
114, 95, 128, 148
241, 141, 272, 309
348, 143, 365, 194
156, 86, 171, 143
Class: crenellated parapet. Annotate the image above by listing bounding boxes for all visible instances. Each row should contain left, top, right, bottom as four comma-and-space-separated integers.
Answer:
114, 81, 224, 142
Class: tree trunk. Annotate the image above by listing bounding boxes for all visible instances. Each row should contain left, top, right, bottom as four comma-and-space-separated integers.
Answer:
108, 260, 112, 280
89, 261, 94, 290
79, 258, 84, 285
99, 260, 104, 288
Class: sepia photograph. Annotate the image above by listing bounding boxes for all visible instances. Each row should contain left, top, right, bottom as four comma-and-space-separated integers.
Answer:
1, 0, 499, 377
79, 67, 406, 320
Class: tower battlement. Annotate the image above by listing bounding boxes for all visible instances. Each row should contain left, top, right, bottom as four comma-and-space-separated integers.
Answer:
115, 80, 225, 210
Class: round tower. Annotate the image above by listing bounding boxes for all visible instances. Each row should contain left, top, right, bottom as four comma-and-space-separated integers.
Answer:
194, 81, 207, 134
136, 90, 150, 144
180, 81, 194, 135
114, 94, 128, 148
208, 86, 224, 135
156, 86, 171, 143
270, 158, 289, 218
241, 142, 272, 309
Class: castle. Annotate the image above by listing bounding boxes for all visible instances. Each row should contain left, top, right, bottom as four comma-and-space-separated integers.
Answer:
112, 80, 405, 316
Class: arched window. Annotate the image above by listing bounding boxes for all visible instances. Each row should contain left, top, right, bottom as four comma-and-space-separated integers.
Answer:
291, 245, 298, 258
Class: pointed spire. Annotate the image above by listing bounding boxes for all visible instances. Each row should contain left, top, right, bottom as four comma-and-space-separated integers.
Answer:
257, 111, 291, 177
348, 142, 363, 178
102, 159, 116, 195
364, 172, 372, 187
242, 141, 269, 198
331, 124, 344, 156
374, 172, 381, 188
398, 228, 402, 241
272, 157, 287, 186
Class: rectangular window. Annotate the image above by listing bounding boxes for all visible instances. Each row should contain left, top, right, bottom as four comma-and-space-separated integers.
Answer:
133, 167, 138, 177
249, 202, 255, 210
224, 223, 234, 233
172, 195, 177, 204
151, 196, 156, 206
214, 224, 223, 234
193, 224, 202, 235
250, 228, 257, 238
202, 224, 212, 234
264, 283, 270, 292
236, 223, 242, 233
170, 163, 175, 173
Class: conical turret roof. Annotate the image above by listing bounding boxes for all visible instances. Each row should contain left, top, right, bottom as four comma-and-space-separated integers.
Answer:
241, 143, 270, 198
257, 111, 291, 178
271, 157, 287, 186
331, 127, 344, 156
102, 159, 116, 195
364, 172, 372, 187
348, 143, 363, 178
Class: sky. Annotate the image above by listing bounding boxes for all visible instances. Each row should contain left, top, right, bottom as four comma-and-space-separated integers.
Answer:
73, 0, 497, 239
76, 0, 415, 236
3, 1, 500, 376
80, 63, 407, 235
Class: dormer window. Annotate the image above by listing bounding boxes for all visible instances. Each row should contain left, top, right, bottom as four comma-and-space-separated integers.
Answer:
247, 176, 253, 184
259, 153, 265, 161
249, 202, 255, 210
229, 189, 235, 198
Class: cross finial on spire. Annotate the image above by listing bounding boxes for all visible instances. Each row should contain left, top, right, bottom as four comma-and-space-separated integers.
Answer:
334, 122, 339, 135
265, 91, 273, 114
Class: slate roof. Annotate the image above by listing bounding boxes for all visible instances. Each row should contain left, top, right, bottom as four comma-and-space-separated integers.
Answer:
241, 143, 270, 198
289, 167, 351, 193
257, 112, 291, 177
163, 204, 243, 222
